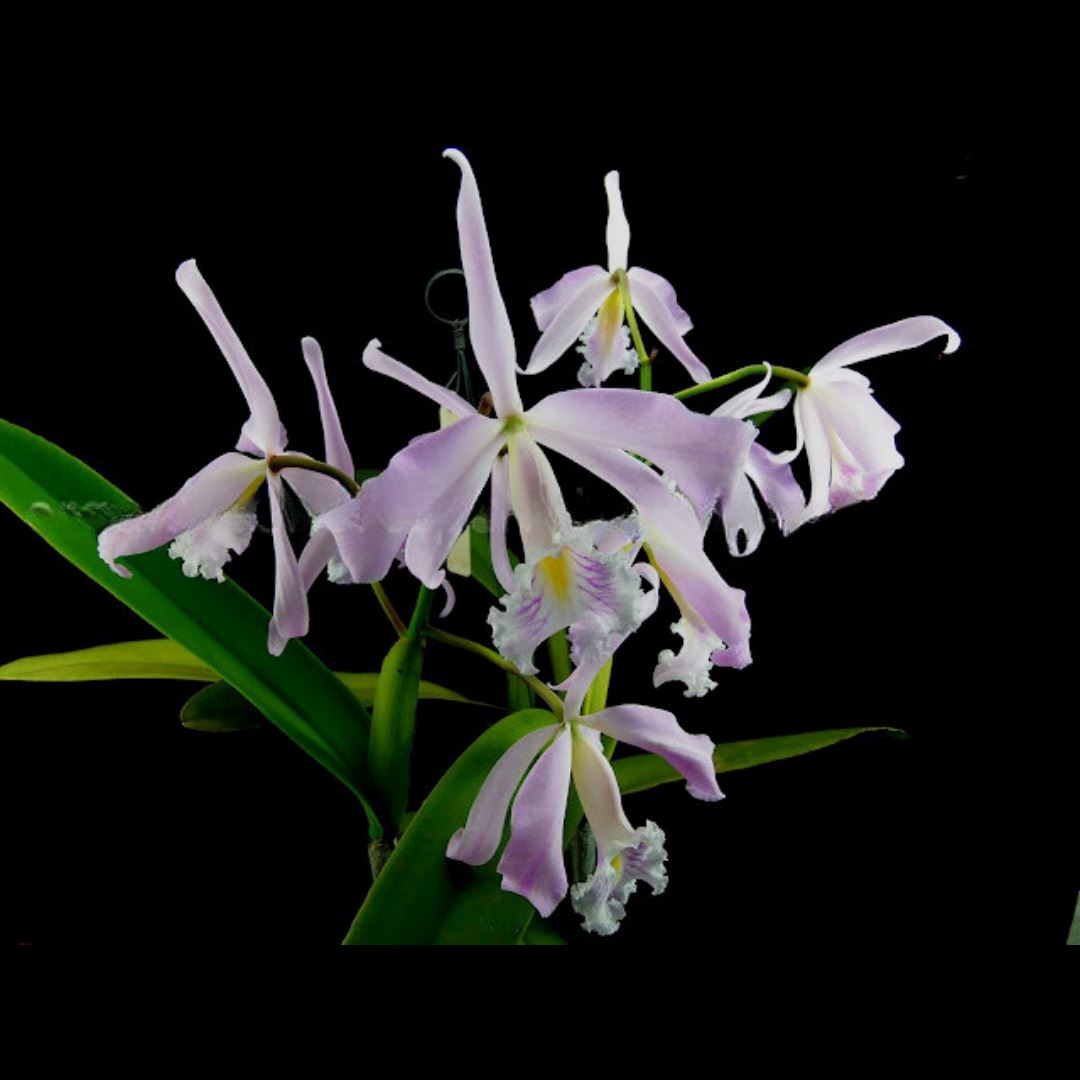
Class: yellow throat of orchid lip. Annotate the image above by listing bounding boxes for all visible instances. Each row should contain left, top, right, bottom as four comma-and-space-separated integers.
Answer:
596, 287, 626, 358
537, 548, 573, 604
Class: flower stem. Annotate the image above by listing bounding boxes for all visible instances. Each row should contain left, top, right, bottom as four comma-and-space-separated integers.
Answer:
614, 269, 653, 385
673, 363, 809, 401
423, 626, 564, 718
266, 454, 361, 496
371, 582, 407, 637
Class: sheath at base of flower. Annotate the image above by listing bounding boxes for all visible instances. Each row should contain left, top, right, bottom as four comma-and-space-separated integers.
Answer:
96, 260, 352, 655
527, 171, 712, 387
782, 317, 961, 530
445, 701, 722, 933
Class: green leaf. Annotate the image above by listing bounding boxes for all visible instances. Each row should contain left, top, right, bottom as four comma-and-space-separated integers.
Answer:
0, 419, 382, 836
343, 708, 557, 944
0, 638, 488, 709
181, 682, 266, 732
1068, 892, 1080, 947
368, 587, 434, 830
521, 919, 567, 945
0, 639, 215, 682
613, 726, 905, 795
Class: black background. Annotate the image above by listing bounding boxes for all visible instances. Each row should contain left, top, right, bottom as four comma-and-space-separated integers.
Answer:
5, 81, 1071, 947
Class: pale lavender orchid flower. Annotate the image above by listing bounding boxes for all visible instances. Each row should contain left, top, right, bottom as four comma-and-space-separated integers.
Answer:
711, 363, 806, 558
779, 317, 961, 530
446, 688, 722, 932
98, 261, 351, 655
526, 171, 712, 387
316, 149, 755, 675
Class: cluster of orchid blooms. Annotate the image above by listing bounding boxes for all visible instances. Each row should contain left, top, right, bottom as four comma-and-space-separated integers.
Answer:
96, 149, 959, 935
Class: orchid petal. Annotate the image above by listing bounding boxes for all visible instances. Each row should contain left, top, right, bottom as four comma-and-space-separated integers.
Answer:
497, 726, 572, 918
267, 473, 307, 653
403, 431, 509, 590
267, 527, 338, 656
626, 269, 712, 384
746, 443, 806, 536
175, 260, 285, 455
302, 337, 354, 476
625, 266, 692, 336
571, 726, 635, 856
711, 363, 777, 420
443, 149, 523, 418
526, 267, 613, 376
793, 391, 833, 525
506, 433, 571, 564
446, 723, 561, 867
280, 458, 347, 518
719, 470, 765, 557
530, 265, 611, 332
584, 704, 723, 802
489, 453, 516, 594
98, 452, 264, 578
363, 339, 476, 417
812, 315, 960, 376
527, 389, 755, 523
316, 414, 503, 584
604, 171, 630, 271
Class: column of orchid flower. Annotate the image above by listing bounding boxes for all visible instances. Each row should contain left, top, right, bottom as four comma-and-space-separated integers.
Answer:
96, 148, 959, 936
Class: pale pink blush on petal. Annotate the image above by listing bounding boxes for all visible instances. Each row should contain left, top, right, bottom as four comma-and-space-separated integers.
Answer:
302, 337, 354, 476
267, 473, 308, 652
315, 414, 503, 584
585, 704, 723, 802
443, 149, 523, 418
526, 268, 612, 376
363, 339, 477, 418
175, 260, 285, 455
626, 271, 712, 384
497, 726, 573, 918
813, 315, 960, 376
626, 267, 693, 336
447, 723, 562, 867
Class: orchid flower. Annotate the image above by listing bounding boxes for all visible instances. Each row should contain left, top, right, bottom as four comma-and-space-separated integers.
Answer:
526, 171, 712, 387
446, 678, 723, 931
316, 149, 755, 675
778, 317, 961, 530
711, 363, 806, 557
98, 260, 351, 655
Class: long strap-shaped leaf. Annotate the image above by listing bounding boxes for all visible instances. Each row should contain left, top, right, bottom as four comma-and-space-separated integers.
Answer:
614, 727, 905, 794
0, 419, 382, 836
